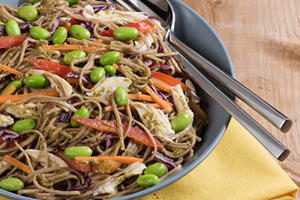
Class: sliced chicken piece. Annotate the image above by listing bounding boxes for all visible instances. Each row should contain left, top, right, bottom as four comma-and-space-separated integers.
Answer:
5, 103, 42, 120
172, 84, 194, 118
94, 162, 146, 195
86, 77, 132, 98
131, 102, 175, 141
27, 70, 72, 97
0, 114, 14, 127
25, 149, 68, 168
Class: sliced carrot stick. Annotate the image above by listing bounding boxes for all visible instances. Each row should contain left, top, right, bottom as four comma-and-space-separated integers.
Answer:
92, 39, 103, 44
3, 155, 32, 174
104, 103, 163, 112
43, 45, 108, 53
140, 26, 156, 34
75, 156, 143, 164
112, 63, 121, 71
106, 94, 153, 102
0, 89, 58, 104
0, 64, 23, 75
151, 71, 189, 90
188, 100, 208, 121
151, 77, 172, 93
143, 86, 173, 112
2, 85, 16, 96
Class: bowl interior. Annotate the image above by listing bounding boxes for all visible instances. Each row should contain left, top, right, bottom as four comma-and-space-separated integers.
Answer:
0, 0, 234, 199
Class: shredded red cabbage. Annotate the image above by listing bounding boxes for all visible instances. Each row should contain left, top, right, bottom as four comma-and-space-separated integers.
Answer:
75, 15, 94, 33
191, 92, 209, 107
0, 129, 21, 141
66, 72, 93, 84
0, 25, 5, 35
26, 37, 37, 44
49, 18, 60, 35
153, 151, 177, 169
158, 42, 164, 53
91, 4, 108, 13
59, 100, 75, 123
108, 3, 116, 10
19, 22, 34, 33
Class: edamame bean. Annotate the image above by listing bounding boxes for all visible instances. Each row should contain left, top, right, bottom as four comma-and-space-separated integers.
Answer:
100, 51, 120, 66
113, 27, 139, 40
13, 118, 37, 133
69, 25, 90, 40
53, 27, 67, 44
25, 75, 49, 88
64, 146, 93, 160
29, 0, 41, 3
63, 50, 87, 65
6, 20, 21, 36
136, 174, 159, 187
65, 0, 81, 6
71, 107, 89, 127
170, 112, 192, 132
30, 26, 51, 40
0, 22, 4, 25
18, 6, 38, 21
115, 86, 128, 106
144, 163, 166, 177
0, 178, 24, 191
90, 67, 105, 82
2, 81, 22, 95
104, 65, 116, 76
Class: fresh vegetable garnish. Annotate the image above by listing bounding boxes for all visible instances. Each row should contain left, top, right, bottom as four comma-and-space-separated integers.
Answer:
0, 89, 58, 104
143, 86, 173, 112
0, 34, 27, 49
27, 58, 72, 77
55, 150, 121, 175
3, 155, 32, 174
71, 117, 164, 148
151, 71, 189, 90
101, 20, 155, 37
75, 156, 143, 164
0, 64, 23, 75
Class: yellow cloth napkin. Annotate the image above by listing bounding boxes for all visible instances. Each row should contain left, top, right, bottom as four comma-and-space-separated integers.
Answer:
0, 118, 298, 200
137, 118, 298, 200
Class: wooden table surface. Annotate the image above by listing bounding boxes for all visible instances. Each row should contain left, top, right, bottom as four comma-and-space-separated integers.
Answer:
181, 0, 300, 198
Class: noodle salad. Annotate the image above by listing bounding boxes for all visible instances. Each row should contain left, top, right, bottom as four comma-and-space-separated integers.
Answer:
0, 0, 209, 199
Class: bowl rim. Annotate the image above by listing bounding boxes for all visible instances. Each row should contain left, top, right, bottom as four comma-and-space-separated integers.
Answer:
0, 0, 235, 199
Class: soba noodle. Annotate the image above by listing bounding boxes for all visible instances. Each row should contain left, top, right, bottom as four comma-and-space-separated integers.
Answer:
0, 0, 209, 199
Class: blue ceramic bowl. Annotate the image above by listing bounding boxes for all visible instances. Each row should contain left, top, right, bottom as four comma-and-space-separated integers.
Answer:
0, 0, 234, 199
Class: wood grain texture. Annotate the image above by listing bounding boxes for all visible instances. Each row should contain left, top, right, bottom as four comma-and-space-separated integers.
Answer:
181, 0, 300, 197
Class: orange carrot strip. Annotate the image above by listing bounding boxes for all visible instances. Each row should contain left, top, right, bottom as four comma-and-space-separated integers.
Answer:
0, 64, 23, 75
112, 63, 121, 71
140, 26, 156, 34
104, 103, 163, 112
2, 85, 16, 96
0, 89, 58, 104
143, 86, 173, 112
151, 77, 172, 93
106, 94, 154, 102
188, 100, 208, 121
92, 39, 103, 44
43, 45, 108, 53
106, 94, 173, 107
151, 71, 189, 90
3, 155, 32, 174
75, 156, 143, 164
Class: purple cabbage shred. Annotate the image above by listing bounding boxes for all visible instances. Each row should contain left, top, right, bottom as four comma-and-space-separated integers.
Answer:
0, 129, 21, 141
153, 151, 177, 169
0, 25, 5, 35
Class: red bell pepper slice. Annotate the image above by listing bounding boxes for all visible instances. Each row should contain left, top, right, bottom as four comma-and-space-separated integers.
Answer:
0, 34, 27, 49
55, 150, 121, 174
63, 18, 79, 32
27, 58, 72, 78
101, 20, 155, 37
0, 137, 28, 147
71, 117, 164, 148
151, 71, 189, 90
